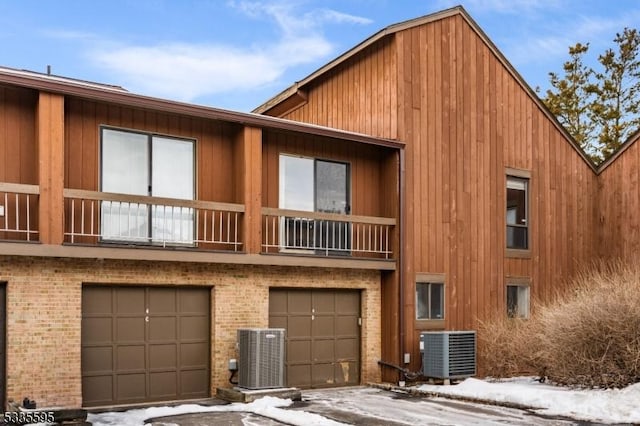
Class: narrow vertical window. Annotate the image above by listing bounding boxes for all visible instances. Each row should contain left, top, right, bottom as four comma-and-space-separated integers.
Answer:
506, 284, 530, 319
506, 176, 528, 250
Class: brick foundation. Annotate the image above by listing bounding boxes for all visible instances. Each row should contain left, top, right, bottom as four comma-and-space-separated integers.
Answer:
0, 256, 382, 407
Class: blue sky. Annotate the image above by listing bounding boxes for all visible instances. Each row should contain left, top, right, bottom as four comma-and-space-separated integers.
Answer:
0, 0, 638, 112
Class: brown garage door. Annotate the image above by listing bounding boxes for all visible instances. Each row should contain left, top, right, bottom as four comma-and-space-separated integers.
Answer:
82, 286, 210, 407
269, 289, 360, 388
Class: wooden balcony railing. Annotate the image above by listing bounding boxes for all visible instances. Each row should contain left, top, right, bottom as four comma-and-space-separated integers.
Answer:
64, 189, 244, 250
0, 182, 39, 241
262, 207, 395, 259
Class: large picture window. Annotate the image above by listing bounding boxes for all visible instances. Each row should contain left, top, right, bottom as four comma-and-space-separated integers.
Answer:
101, 128, 195, 244
506, 175, 528, 250
279, 154, 350, 254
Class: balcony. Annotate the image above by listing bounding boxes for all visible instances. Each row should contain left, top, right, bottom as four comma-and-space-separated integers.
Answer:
63, 189, 244, 251
0, 183, 39, 242
262, 208, 395, 259
0, 183, 396, 268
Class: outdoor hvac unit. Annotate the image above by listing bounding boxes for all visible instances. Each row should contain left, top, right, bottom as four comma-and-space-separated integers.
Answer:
421, 331, 476, 379
238, 328, 285, 389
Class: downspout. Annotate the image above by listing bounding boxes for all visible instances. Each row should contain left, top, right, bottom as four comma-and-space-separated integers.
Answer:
398, 147, 406, 381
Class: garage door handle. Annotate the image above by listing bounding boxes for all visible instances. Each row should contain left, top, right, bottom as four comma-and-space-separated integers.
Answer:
145, 316, 149, 322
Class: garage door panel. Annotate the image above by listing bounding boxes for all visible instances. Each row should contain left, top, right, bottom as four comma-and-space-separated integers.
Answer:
116, 374, 146, 401
287, 340, 311, 363
269, 315, 287, 329
312, 363, 335, 387
116, 345, 145, 371
116, 288, 145, 314
148, 288, 177, 314
149, 344, 177, 369
149, 372, 177, 398
180, 342, 208, 367
82, 287, 112, 314
313, 339, 335, 362
312, 291, 335, 313
287, 316, 311, 338
83, 286, 211, 406
82, 317, 112, 344
83, 347, 113, 373
180, 289, 209, 313
149, 317, 177, 341
287, 365, 311, 388
287, 292, 311, 314
180, 369, 208, 396
335, 361, 358, 385
269, 291, 287, 314
336, 316, 358, 336
180, 316, 208, 340
336, 338, 358, 360
82, 376, 113, 405
116, 317, 145, 342
336, 292, 359, 313
312, 316, 334, 337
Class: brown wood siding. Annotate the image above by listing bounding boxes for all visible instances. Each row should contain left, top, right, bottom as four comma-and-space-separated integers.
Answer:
597, 138, 640, 259
262, 129, 394, 219
280, 37, 398, 140
0, 86, 37, 184
64, 98, 239, 204
264, 14, 599, 373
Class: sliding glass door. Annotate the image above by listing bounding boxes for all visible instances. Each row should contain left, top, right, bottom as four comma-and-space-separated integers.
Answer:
279, 154, 350, 254
101, 128, 195, 244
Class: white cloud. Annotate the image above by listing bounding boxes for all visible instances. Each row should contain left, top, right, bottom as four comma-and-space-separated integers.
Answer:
89, 0, 371, 103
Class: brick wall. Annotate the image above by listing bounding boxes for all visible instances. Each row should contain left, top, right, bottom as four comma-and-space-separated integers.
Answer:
0, 256, 381, 407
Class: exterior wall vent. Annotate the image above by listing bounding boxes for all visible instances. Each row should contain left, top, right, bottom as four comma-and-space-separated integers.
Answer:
238, 328, 285, 389
421, 331, 476, 379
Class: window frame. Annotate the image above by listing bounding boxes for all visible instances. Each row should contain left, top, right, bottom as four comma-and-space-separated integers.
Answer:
415, 273, 445, 329
278, 153, 352, 255
99, 126, 197, 246
505, 168, 531, 258
506, 277, 531, 319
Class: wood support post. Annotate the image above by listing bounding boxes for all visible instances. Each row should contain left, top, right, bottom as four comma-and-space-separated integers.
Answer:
37, 92, 65, 245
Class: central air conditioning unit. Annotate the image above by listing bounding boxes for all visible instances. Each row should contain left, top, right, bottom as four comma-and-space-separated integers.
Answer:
421, 331, 476, 379
238, 328, 285, 389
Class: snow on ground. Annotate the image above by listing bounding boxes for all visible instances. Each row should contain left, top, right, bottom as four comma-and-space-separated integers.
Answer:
87, 378, 640, 425
416, 377, 640, 424
88, 396, 345, 426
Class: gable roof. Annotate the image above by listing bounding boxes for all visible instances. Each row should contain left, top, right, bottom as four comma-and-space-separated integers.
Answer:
597, 128, 640, 173
0, 66, 402, 150
253, 5, 598, 173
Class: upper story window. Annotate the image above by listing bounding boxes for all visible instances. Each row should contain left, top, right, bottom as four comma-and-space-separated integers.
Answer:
506, 175, 528, 250
100, 127, 195, 245
279, 154, 350, 254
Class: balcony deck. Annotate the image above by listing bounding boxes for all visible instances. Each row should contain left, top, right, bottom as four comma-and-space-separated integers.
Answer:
0, 183, 396, 270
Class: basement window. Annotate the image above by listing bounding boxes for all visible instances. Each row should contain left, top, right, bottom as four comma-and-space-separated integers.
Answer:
506, 282, 530, 319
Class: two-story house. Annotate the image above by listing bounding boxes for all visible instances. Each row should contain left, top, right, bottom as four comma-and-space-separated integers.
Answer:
0, 66, 400, 407
0, 5, 639, 410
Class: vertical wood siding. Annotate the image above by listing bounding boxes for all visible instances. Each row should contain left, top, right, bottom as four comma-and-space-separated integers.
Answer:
0, 86, 37, 184
283, 37, 398, 140
597, 138, 640, 259
64, 98, 239, 204
270, 14, 599, 372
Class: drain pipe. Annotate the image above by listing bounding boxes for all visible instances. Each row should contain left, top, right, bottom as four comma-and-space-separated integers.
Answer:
398, 148, 406, 382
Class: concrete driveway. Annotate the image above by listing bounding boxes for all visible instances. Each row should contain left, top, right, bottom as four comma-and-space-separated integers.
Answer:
147, 386, 582, 426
